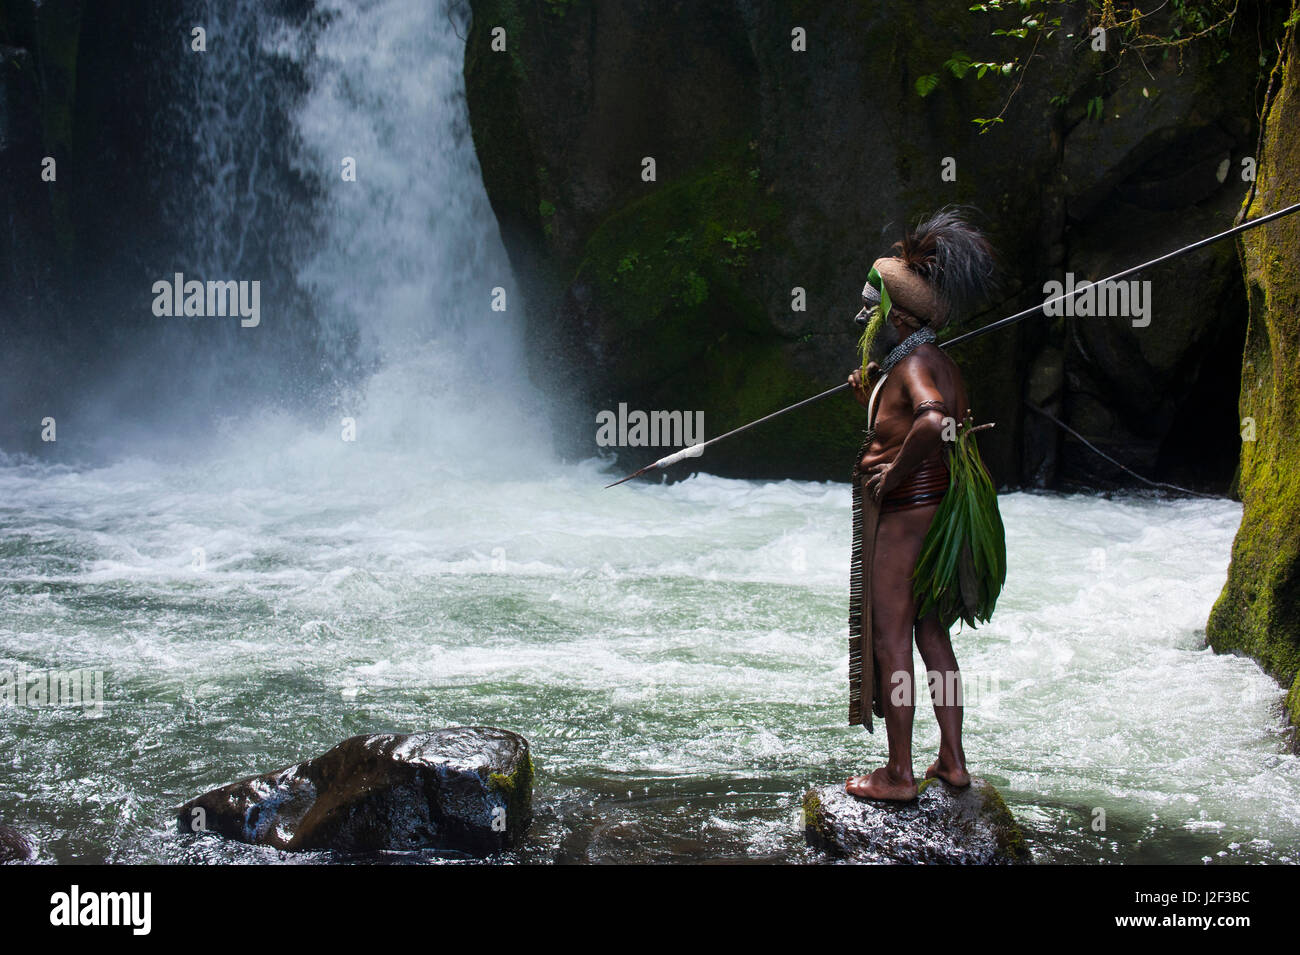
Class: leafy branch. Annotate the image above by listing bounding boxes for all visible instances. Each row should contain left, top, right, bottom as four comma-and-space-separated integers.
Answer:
913, 0, 1243, 133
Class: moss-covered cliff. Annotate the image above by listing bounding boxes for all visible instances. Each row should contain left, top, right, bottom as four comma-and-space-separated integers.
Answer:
465, 0, 1273, 487
1207, 3, 1300, 728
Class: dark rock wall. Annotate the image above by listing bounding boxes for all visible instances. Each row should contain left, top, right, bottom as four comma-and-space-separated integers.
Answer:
2, 0, 186, 454
465, 0, 1275, 487
0, 0, 327, 459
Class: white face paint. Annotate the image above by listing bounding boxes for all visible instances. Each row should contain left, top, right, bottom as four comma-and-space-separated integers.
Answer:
855, 278, 882, 327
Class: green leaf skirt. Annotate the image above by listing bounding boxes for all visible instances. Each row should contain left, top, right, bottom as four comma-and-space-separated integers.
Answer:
912, 419, 1007, 631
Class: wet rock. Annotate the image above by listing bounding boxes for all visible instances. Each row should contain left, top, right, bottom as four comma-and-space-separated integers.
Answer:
1208, 8, 1300, 729
177, 728, 534, 857
0, 823, 34, 863
803, 777, 1030, 864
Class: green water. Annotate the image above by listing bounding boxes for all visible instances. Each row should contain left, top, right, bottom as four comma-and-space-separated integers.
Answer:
0, 447, 1294, 864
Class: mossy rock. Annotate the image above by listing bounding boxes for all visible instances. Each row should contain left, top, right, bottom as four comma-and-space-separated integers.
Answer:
1207, 2, 1300, 728
802, 777, 1030, 864
566, 146, 864, 478
175, 728, 534, 857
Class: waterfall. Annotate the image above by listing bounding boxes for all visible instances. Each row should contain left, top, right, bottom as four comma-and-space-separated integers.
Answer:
289, 0, 546, 463
151, 0, 547, 466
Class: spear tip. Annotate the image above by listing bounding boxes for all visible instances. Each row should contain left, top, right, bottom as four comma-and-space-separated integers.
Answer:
604, 463, 658, 488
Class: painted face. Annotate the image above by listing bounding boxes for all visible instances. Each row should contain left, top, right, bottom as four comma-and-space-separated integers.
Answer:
854, 277, 882, 327
856, 269, 898, 370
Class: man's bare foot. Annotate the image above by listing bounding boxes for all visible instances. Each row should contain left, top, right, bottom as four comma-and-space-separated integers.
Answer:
845, 767, 918, 802
924, 758, 970, 787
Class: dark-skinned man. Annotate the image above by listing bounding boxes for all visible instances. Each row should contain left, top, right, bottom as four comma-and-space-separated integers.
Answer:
842, 209, 996, 802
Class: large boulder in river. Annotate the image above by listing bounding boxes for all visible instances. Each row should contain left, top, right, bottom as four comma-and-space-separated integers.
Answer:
803, 778, 1029, 864
176, 728, 534, 857
0, 822, 35, 863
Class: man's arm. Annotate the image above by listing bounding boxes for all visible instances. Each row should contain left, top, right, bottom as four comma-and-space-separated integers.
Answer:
864, 358, 948, 502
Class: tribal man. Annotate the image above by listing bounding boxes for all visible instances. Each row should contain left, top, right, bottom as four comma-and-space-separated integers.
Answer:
844, 209, 996, 802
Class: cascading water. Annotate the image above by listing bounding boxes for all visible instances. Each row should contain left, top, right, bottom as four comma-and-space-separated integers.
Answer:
139, 0, 545, 463
0, 1, 1297, 864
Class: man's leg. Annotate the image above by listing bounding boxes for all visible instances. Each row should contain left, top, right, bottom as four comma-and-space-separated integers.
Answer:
845, 504, 938, 801
914, 612, 970, 787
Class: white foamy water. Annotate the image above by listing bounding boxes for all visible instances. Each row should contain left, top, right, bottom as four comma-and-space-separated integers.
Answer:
0, 446, 1294, 863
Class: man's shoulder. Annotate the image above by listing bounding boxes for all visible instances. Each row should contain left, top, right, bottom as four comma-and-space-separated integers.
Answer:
893, 342, 947, 373
893, 343, 966, 396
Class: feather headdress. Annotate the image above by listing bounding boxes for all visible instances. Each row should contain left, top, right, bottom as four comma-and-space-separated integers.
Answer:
869, 207, 997, 330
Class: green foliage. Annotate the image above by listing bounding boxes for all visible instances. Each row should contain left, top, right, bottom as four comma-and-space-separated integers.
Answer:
917, 0, 1242, 132
916, 9, 1054, 133
677, 269, 709, 307
721, 228, 760, 267
913, 421, 1007, 631
721, 228, 759, 249
542, 0, 575, 17
944, 51, 974, 78
946, 49, 1017, 81
615, 250, 641, 277
572, 149, 778, 337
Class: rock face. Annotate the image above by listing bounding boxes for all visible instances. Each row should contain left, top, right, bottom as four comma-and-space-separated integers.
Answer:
0, 0, 328, 456
1207, 2, 1300, 729
0, 3, 1275, 486
803, 778, 1029, 864
0, 823, 35, 863
465, 0, 1272, 488
176, 728, 534, 856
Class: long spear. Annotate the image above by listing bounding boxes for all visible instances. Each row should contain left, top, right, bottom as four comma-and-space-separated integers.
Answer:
604, 201, 1300, 488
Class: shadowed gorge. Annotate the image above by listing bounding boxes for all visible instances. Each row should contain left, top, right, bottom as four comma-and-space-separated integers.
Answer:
465, 0, 1269, 491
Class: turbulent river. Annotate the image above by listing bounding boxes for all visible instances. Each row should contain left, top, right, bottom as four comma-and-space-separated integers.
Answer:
0, 455, 1296, 864
2, 0, 1297, 864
